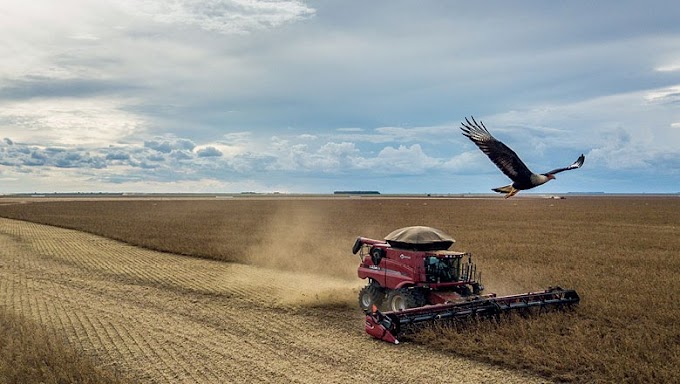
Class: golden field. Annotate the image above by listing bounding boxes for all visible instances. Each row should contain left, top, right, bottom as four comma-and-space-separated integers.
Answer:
0, 196, 678, 383
0, 309, 131, 384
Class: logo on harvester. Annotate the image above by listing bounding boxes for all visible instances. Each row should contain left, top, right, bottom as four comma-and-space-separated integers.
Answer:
399, 254, 411, 259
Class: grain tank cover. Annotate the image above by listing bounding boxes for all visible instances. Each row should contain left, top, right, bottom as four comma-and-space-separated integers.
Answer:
384, 226, 455, 251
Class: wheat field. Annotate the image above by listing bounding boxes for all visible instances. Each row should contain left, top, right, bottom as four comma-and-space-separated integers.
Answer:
0, 195, 678, 383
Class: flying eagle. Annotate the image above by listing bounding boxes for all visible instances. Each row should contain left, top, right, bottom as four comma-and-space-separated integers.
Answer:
461, 116, 585, 198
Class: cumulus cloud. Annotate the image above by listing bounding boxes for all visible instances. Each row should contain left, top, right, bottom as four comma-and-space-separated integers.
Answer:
105, 151, 131, 161
0, 135, 214, 172
355, 144, 442, 175
196, 146, 223, 157
0, 141, 108, 169
144, 138, 196, 153
261, 136, 453, 176
170, 150, 193, 160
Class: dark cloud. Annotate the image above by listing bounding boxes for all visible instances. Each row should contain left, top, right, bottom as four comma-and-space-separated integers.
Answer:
30, 150, 48, 162
0, 137, 213, 175
144, 139, 196, 153
170, 150, 193, 160
196, 146, 223, 157
54, 152, 83, 168
0, 142, 107, 169
138, 161, 160, 169
146, 153, 165, 162
144, 140, 173, 153
106, 151, 131, 161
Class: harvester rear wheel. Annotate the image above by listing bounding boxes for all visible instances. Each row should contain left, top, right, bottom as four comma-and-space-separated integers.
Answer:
386, 288, 426, 312
358, 283, 385, 312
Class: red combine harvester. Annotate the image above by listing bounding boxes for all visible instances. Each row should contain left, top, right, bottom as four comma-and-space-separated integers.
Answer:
352, 226, 579, 344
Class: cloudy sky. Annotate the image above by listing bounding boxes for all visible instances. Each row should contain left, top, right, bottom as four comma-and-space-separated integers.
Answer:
1, 1, 679, 194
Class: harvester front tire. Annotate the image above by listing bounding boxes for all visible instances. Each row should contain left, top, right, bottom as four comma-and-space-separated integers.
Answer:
358, 284, 385, 312
352, 237, 362, 255
386, 288, 426, 312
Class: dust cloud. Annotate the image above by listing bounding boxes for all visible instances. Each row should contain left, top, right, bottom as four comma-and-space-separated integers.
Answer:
482, 279, 528, 297
275, 280, 363, 309
244, 204, 365, 308
244, 204, 358, 279
477, 263, 543, 297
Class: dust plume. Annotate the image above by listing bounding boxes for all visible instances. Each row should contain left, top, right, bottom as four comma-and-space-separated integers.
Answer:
244, 204, 358, 280
477, 261, 549, 297
275, 279, 364, 309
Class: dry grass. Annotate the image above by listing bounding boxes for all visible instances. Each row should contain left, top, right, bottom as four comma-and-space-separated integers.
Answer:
0, 196, 678, 383
0, 309, 131, 384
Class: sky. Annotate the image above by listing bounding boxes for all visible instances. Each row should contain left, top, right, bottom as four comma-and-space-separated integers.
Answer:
1, 1, 679, 194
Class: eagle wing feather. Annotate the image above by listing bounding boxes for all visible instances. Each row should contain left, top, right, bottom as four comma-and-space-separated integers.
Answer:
545, 154, 585, 175
460, 117, 533, 184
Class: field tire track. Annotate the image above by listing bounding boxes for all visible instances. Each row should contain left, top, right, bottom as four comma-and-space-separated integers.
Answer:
0, 218, 550, 383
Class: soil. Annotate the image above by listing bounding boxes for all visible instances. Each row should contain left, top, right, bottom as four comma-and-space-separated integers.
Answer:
0, 218, 550, 383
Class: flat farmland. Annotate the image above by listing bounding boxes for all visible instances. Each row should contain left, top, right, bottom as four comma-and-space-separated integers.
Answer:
0, 196, 678, 383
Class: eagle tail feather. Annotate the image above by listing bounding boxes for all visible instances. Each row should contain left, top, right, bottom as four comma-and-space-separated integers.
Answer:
492, 185, 512, 194
492, 185, 519, 198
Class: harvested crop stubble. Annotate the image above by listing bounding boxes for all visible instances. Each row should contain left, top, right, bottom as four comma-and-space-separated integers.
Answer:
0, 217, 545, 384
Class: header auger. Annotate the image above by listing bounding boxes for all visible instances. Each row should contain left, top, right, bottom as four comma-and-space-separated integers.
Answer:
352, 226, 580, 344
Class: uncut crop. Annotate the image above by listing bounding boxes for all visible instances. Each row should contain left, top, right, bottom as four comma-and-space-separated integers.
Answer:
0, 196, 678, 383
0, 309, 131, 384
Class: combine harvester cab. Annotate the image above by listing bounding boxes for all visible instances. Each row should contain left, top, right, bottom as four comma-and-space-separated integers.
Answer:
352, 226, 580, 344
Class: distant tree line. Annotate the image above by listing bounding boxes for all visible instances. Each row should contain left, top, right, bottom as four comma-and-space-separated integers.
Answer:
333, 191, 380, 195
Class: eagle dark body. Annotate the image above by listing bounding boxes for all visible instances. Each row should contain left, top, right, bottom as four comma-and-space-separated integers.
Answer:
460, 116, 585, 198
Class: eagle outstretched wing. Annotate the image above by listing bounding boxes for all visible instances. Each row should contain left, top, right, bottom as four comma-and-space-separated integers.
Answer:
546, 154, 585, 175
460, 116, 533, 183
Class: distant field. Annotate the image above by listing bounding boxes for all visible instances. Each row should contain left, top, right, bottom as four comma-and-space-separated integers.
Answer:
0, 196, 678, 383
